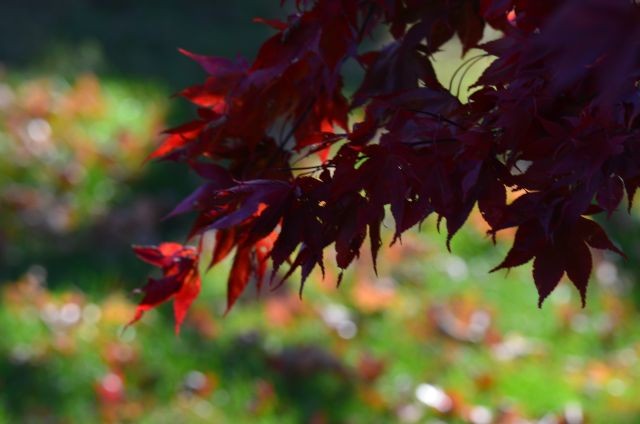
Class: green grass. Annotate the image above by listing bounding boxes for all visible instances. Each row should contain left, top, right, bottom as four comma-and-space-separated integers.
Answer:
2, 218, 639, 423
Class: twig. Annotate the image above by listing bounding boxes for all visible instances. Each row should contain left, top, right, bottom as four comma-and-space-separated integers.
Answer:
263, 98, 316, 171
407, 137, 458, 147
358, 2, 378, 42
275, 164, 336, 171
448, 54, 489, 94
455, 55, 488, 98
408, 109, 467, 130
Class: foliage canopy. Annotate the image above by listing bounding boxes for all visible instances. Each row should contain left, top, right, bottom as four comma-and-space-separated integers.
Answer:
132, 0, 640, 330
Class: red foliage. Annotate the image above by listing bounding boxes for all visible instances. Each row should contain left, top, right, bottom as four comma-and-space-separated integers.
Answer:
130, 243, 200, 333
133, 0, 640, 328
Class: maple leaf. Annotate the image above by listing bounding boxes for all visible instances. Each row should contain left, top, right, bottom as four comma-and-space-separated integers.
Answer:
130, 243, 200, 333
495, 217, 624, 307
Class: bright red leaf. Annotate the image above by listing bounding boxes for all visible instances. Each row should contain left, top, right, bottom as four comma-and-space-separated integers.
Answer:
130, 243, 200, 333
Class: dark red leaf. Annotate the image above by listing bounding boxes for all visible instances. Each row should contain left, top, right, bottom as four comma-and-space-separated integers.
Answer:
173, 271, 201, 334
253, 17, 288, 31
533, 247, 564, 308
179, 48, 248, 78
478, 176, 506, 229
576, 218, 625, 257
211, 229, 238, 268
596, 175, 624, 216
491, 220, 543, 272
564, 242, 592, 308
227, 246, 252, 312
133, 243, 184, 268
209, 180, 291, 230
456, 1, 485, 54
148, 121, 205, 161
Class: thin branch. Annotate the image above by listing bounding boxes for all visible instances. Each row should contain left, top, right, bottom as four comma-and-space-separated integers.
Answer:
448, 54, 489, 94
280, 98, 316, 151
263, 98, 316, 172
275, 164, 336, 171
407, 109, 467, 130
407, 138, 458, 147
455, 55, 488, 98
357, 2, 377, 42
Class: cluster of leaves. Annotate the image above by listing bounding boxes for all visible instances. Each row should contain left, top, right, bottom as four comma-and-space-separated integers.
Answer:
134, 0, 640, 329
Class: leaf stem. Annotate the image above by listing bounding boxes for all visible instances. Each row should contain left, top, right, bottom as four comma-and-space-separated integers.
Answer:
408, 137, 458, 147
357, 2, 377, 42
448, 54, 489, 95
408, 109, 467, 130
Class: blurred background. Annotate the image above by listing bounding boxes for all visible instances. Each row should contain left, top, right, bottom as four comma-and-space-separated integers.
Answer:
1, 1, 639, 423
